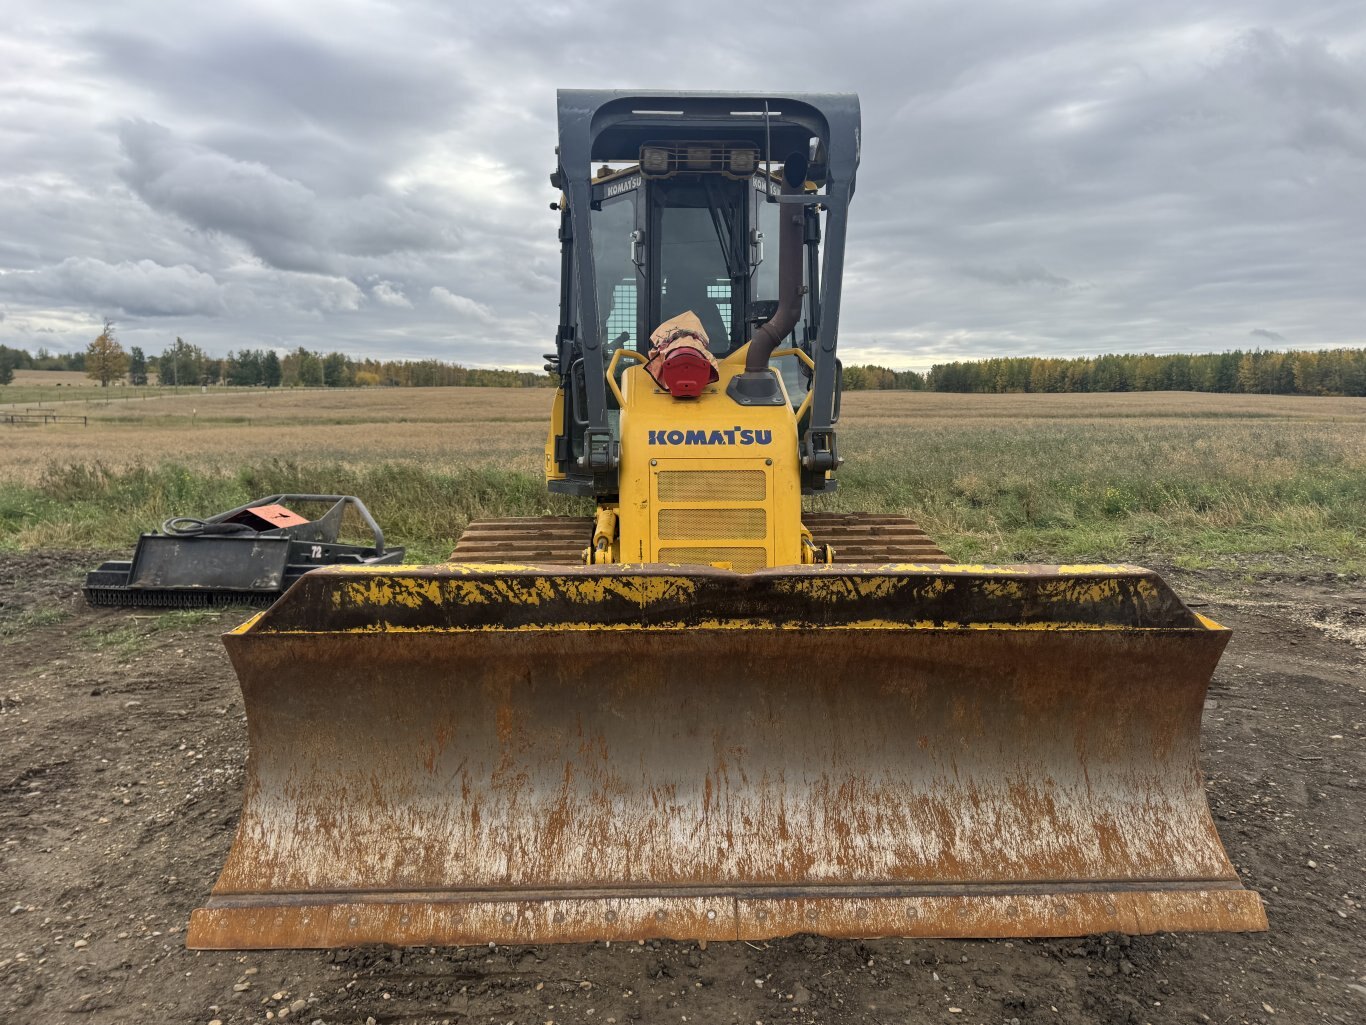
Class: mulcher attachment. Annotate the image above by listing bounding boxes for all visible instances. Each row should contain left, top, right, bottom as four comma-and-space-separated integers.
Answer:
84, 495, 403, 608
188, 561, 1266, 950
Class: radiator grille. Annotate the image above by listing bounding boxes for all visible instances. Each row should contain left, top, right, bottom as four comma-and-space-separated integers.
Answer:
655, 469, 766, 503
657, 546, 768, 572
658, 508, 767, 541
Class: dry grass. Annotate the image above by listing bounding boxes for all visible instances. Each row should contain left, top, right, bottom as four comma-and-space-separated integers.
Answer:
2, 385, 1363, 570
8, 369, 101, 389
4, 387, 1361, 485
0, 387, 549, 484
1, 370, 190, 408
843, 389, 1366, 422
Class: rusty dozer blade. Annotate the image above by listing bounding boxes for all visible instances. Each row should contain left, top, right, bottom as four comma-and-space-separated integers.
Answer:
188, 563, 1266, 949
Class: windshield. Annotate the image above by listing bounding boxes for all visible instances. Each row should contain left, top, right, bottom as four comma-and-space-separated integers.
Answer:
655, 180, 745, 351
659, 206, 732, 347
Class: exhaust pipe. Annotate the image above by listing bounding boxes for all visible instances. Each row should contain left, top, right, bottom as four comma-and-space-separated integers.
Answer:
729, 154, 808, 404
746, 159, 807, 371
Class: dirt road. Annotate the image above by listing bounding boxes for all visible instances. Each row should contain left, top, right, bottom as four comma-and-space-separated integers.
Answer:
2, 551, 1362, 1024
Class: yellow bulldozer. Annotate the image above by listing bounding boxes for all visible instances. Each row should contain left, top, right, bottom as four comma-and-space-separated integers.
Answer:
188, 91, 1266, 949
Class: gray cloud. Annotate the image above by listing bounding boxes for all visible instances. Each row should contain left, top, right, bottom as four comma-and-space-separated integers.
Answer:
1, 257, 227, 317
117, 120, 458, 274
430, 287, 493, 320
371, 281, 413, 309
958, 263, 1074, 289
0, 2, 1362, 369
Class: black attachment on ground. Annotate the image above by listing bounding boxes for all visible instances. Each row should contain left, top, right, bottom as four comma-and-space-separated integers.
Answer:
83, 495, 404, 609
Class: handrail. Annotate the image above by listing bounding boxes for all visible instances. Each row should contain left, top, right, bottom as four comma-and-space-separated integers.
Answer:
605, 348, 647, 408
769, 347, 816, 423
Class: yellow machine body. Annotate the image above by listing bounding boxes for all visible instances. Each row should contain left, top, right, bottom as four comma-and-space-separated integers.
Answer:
543, 386, 568, 483
614, 347, 804, 569
189, 89, 1266, 950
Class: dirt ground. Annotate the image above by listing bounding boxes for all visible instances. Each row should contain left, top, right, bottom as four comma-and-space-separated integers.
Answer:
1, 551, 1362, 1025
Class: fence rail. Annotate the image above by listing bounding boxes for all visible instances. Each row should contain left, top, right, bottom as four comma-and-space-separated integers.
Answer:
3, 413, 88, 426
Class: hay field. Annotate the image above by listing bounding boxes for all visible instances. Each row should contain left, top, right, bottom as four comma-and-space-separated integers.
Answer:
1, 369, 190, 407
7, 368, 104, 390
0, 386, 549, 483
2, 385, 1363, 568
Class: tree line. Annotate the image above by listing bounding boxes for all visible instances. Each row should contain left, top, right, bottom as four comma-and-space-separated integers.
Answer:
5, 330, 1363, 396
0, 329, 553, 389
843, 348, 1366, 397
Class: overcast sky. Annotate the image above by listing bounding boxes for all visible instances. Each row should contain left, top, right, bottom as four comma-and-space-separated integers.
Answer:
1, 1, 1362, 370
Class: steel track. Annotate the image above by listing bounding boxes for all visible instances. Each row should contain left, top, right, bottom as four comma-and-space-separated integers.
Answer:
450, 512, 950, 565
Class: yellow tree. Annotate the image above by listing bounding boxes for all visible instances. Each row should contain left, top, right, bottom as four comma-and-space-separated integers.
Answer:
85, 319, 129, 387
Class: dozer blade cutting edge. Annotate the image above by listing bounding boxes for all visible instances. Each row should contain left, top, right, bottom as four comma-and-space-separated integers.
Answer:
188, 562, 1265, 949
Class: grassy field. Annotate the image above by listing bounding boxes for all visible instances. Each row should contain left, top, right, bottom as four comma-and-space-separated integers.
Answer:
1, 385, 1363, 570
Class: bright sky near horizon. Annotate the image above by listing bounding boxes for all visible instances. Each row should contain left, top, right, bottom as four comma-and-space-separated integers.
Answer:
1, 1, 1363, 370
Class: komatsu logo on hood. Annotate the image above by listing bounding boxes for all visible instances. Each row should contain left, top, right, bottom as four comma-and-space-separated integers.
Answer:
648, 427, 773, 446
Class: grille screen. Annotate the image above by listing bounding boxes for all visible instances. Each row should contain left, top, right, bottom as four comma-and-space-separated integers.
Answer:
658, 508, 767, 541
655, 469, 766, 503
657, 546, 769, 572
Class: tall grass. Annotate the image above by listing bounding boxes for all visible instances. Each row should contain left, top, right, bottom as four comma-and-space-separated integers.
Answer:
2, 390, 1362, 572
2, 460, 588, 563
831, 419, 1366, 568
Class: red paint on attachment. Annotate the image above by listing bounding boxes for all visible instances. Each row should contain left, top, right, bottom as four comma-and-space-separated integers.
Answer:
227, 504, 310, 530
656, 348, 714, 399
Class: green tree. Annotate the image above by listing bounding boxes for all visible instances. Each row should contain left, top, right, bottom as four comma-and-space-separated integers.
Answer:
128, 346, 148, 385
295, 348, 324, 387
158, 337, 204, 387
226, 350, 263, 386
842, 365, 869, 390
262, 350, 282, 388
0, 344, 33, 376
322, 351, 353, 387
85, 319, 129, 387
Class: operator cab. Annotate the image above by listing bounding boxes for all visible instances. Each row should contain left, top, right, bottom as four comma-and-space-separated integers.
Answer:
547, 92, 860, 497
